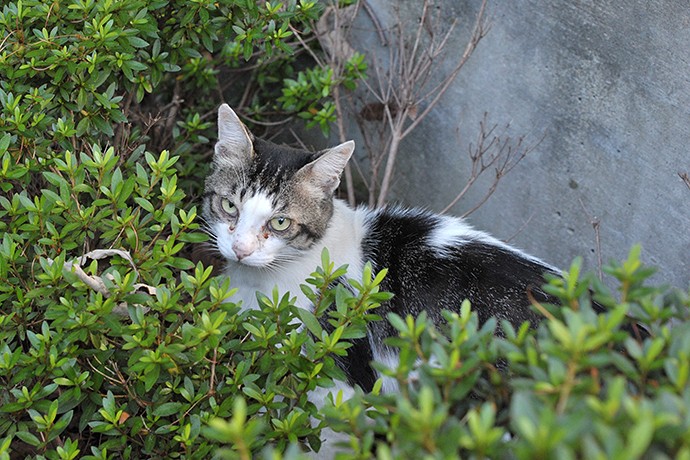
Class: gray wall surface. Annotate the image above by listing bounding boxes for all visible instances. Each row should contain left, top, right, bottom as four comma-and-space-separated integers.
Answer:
343, 0, 689, 288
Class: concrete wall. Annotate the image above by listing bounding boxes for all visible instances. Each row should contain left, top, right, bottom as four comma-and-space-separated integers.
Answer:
342, 0, 689, 288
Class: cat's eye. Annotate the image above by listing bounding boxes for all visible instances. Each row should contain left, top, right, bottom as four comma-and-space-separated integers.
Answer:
269, 216, 292, 232
220, 198, 238, 217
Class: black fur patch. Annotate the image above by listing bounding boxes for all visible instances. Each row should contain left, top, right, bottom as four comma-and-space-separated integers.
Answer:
335, 208, 562, 391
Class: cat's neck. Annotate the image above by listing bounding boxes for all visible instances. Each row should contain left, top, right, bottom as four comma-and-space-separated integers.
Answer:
223, 199, 366, 311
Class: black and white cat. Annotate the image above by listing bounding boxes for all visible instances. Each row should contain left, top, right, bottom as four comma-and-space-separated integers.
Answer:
203, 104, 565, 396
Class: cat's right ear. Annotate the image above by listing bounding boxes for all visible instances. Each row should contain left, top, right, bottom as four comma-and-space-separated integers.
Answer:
214, 104, 253, 166
296, 140, 355, 195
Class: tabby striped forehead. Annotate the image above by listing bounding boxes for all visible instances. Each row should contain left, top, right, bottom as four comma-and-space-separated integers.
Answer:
215, 175, 287, 218
209, 141, 313, 197
204, 158, 290, 205
244, 159, 296, 200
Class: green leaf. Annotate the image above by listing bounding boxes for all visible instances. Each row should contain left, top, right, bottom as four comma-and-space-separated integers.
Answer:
0, 134, 12, 153
624, 412, 654, 457
17, 194, 37, 211
143, 366, 160, 392
296, 308, 323, 337
134, 197, 155, 213
128, 36, 149, 48
153, 402, 183, 417
387, 313, 407, 333
243, 322, 263, 337
15, 431, 41, 447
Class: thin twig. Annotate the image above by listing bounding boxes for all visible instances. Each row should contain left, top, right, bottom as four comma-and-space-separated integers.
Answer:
289, 22, 325, 68
401, 0, 488, 139
504, 211, 536, 243
334, 86, 356, 205
579, 198, 604, 280
527, 288, 557, 322
362, 0, 389, 46
679, 172, 690, 191
163, 79, 182, 136
0, 30, 13, 53
114, 90, 135, 151
441, 116, 540, 215
239, 114, 293, 127
237, 67, 258, 109
209, 347, 218, 395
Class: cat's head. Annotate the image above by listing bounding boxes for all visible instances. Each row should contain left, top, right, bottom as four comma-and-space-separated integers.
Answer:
202, 104, 354, 268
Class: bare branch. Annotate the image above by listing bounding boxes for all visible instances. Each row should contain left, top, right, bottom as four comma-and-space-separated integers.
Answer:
310, 0, 365, 205
334, 86, 356, 205
441, 114, 541, 216
356, 0, 489, 206
579, 198, 604, 279
376, 129, 403, 207
290, 22, 326, 68
316, 0, 517, 213
680, 172, 690, 191
362, 0, 389, 46
402, 0, 489, 138
504, 211, 536, 243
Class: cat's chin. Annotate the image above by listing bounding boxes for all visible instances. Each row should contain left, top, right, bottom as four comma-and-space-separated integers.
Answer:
229, 256, 274, 268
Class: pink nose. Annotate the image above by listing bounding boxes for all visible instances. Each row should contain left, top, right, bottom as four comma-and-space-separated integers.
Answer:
232, 242, 254, 260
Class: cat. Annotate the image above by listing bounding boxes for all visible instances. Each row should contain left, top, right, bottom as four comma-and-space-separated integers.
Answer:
202, 104, 571, 398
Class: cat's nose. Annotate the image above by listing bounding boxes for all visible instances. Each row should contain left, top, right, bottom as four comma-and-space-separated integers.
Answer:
232, 241, 254, 260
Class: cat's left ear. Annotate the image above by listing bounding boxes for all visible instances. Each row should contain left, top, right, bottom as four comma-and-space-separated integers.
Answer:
215, 104, 254, 166
299, 141, 354, 195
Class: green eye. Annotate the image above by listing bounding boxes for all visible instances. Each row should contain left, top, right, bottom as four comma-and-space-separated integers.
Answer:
269, 216, 292, 232
221, 198, 238, 217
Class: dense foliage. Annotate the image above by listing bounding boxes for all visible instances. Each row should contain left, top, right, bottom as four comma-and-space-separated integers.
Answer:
1, 0, 689, 459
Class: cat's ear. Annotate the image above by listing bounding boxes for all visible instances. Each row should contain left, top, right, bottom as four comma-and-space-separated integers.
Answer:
215, 104, 253, 166
298, 141, 354, 195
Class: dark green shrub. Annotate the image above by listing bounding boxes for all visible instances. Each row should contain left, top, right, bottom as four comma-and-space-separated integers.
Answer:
318, 249, 690, 459
203, 248, 690, 459
0, 0, 363, 202
0, 0, 367, 458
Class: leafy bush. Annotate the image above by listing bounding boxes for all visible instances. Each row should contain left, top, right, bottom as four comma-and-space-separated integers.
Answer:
2, 0, 690, 459
0, 0, 362, 199
314, 249, 690, 459
208, 250, 690, 460
0, 0, 365, 457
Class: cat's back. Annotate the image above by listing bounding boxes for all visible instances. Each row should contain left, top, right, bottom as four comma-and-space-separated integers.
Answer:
359, 205, 559, 325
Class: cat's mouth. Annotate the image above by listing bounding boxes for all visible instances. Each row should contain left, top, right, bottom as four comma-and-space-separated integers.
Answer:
235, 257, 263, 267
230, 251, 276, 268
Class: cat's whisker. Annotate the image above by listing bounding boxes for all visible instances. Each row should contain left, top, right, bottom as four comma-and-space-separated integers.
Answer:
259, 253, 297, 274
200, 241, 221, 255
